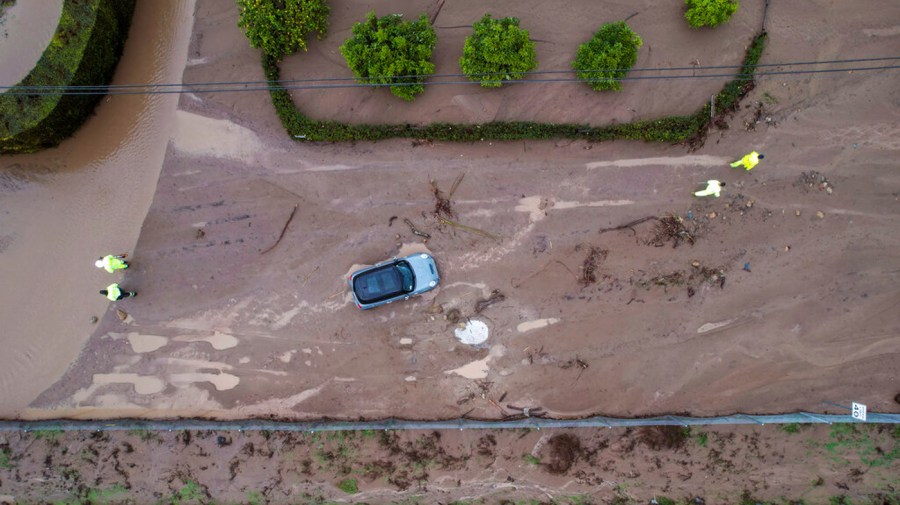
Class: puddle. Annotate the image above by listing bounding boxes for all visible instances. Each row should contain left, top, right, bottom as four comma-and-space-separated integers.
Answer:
0, 0, 196, 416
454, 319, 489, 345
517, 318, 560, 333
126, 333, 169, 353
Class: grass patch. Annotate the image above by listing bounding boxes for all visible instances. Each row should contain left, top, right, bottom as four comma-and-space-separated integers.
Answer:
337, 477, 359, 494
823, 424, 900, 467
522, 453, 541, 465
245, 490, 265, 505
0, 447, 14, 469
781, 423, 801, 434
695, 431, 709, 447
0, 0, 135, 153
262, 32, 766, 144
32, 428, 64, 441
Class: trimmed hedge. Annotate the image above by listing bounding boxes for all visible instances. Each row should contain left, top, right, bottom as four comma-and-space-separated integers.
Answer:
0, 0, 135, 154
264, 32, 767, 144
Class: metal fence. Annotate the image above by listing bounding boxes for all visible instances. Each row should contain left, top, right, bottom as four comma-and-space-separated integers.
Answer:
2, 410, 898, 433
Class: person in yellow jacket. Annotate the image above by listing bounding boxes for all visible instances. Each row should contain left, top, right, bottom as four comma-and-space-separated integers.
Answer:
95, 254, 129, 273
694, 180, 725, 198
730, 151, 764, 171
100, 283, 137, 301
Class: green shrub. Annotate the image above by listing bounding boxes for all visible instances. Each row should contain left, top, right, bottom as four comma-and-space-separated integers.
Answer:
264, 32, 766, 145
236, 0, 329, 58
460, 14, 537, 88
0, 0, 135, 154
572, 21, 642, 92
684, 0, 739, 28
340, 12, 436, 101
337, 478, 359, 494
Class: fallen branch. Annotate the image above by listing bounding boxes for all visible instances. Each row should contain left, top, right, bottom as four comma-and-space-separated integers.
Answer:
474, 289, 505, 314
439, 217, 499, 240
260, 204, 298, 255
598, 215, 659, 236
511, 260, 578, 288
404, 218, 431, 239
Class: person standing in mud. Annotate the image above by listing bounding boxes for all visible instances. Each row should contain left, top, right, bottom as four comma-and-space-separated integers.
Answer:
730, 151, 764, 171
100, 283, 137, 301
95, 253, 129, 273
694, 180, 725, 198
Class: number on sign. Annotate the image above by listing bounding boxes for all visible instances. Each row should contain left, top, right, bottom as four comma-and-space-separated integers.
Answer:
851, 402, 867, 422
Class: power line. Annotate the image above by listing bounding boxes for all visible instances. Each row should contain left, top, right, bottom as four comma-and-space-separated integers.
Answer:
3, 55, 900, 92
2, 62, 898, 96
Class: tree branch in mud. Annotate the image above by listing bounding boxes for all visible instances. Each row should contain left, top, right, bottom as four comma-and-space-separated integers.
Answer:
438, 217, 499, 241
404, 218, 431, 239
474, 289, 505, 314
260, 204, 298, 254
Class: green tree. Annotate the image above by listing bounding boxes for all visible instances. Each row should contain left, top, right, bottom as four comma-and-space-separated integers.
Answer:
572, 21, 642, 92
236, 0, 330, 58
340, 12, 437, 101
684, 0, 739, 28
460, 14, 537, 88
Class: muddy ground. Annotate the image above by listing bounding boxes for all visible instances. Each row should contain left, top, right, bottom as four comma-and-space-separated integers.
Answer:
20, 0, 900, 420
1, 424, 898, 504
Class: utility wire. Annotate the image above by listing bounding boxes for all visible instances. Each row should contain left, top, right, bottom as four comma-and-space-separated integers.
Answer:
2, 62, 898, 96
3, 55, 899, 92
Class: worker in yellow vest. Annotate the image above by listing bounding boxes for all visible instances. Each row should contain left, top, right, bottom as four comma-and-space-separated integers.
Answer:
694, 180, 725, 198
730, 151, 764, 171
100, 283, 137, 301
95, 253, 129, 273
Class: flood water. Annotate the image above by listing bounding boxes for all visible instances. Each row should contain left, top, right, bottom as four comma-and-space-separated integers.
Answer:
0, 0, 63, 87
0, 0, 195, 417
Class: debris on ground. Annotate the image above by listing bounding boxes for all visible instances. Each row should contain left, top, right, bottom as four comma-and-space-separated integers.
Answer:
650, 214, 695, 248
598, 215, 659, 236
438, 217, 499, 240
445, 308, 463, 324
474, 289, 505, 314
404, 218, 431, 240
116, 309, 128, 321
796, 171, 834, 194
744, 101, 777, 131
388, 216, 397, 226
816, 211, 825, 219
743, 262, 752, 272
431, 174, 465, 218
579, 247, 609, 285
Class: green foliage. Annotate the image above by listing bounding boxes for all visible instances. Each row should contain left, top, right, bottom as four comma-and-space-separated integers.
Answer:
460, 14, 537, 88
781, 423, 801, 433
337, 477, 359, 494
246, 490, 265, 505
695, 431, 709, 447
684, 0, 739, 28
32, 428, 64, 441
572, 21, 642, 92
0, 447, 13, 469
236, 0, 329, 58
264, 32, 766, 145
522, 453, 541, 465
824, 424, 900, 467
0, 0, 135, 154
340, 11, 437, 101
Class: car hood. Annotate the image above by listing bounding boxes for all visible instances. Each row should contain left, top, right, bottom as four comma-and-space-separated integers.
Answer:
407, 253, 439, 291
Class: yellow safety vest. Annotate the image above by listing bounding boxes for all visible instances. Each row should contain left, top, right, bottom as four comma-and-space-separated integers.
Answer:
102, 255, 126, 273
106, 283, 122, 301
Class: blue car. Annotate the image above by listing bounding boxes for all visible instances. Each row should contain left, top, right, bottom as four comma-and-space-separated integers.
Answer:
350, 253, 440, 310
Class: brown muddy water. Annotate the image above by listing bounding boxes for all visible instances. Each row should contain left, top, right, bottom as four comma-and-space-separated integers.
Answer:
0, 0, 63, 87
0, 0, 195, 417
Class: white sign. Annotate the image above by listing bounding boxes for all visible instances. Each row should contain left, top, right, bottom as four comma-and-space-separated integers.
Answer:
851, 402, 867, 421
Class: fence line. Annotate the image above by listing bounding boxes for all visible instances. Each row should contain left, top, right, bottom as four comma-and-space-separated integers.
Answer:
1, 411, 898, 433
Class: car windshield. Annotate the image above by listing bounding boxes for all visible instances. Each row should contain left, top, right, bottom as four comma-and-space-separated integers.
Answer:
353, 261, 415, 304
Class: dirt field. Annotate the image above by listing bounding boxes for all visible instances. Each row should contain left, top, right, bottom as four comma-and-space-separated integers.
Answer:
1, 424, 899, 504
